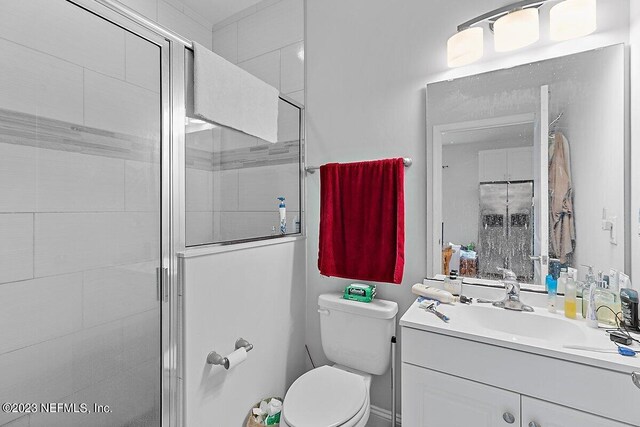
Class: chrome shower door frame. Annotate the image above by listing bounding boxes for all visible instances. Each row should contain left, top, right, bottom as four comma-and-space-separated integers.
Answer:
67, 1, 182, 426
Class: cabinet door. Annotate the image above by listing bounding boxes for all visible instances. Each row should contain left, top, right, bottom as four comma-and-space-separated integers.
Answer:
479, 149, 508, 182
522, 396, 629, 427
507, 146, 534, 181
402, 363, 520, 427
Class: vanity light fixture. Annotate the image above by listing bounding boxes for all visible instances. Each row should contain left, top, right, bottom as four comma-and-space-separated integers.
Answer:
550, 0, 597, 41
447, 27, 484, 67
447, 0, 598, 67
494, 8, 540, 52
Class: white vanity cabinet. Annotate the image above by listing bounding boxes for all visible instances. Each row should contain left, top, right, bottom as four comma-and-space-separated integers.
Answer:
400, 304, 640, 427
403, 363, 521, 427
403, 361, 628, 427
522, 396, 628, 427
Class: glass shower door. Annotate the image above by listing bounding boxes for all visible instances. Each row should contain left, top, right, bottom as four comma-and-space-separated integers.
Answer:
0, 1, 162, 426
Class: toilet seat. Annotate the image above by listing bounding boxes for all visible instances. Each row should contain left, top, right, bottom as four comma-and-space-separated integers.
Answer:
281, 366, 368, 427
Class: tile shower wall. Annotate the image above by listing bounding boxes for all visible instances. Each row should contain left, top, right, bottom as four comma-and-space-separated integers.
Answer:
185, 0, 304, 245
0, 1, 166, 425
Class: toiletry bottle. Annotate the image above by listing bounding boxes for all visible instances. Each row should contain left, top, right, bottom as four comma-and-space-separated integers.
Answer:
443, 270, 462, 295
546, 274, 557, 313
580, 265, 596, 318
563, 270, 577, 319
277, 197, 286, 234
585, 276, 598, 328
412, 283, 459, 304
593, 271, 619, 326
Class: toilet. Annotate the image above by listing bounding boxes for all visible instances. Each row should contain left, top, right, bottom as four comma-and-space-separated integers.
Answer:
280, 293, 398, 427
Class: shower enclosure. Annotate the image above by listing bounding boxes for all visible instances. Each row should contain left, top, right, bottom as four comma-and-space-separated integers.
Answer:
0, 1, 171, 425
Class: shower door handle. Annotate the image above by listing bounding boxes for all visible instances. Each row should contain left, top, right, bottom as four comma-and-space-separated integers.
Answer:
156, 267, 169, 302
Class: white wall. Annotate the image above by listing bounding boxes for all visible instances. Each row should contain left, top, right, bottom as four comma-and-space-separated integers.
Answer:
180, 240, 306, 426
631, 2, 640, 284
306, 0, 631, 418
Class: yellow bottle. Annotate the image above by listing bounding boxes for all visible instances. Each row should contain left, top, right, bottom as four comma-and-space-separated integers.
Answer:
562, 270, 577, 319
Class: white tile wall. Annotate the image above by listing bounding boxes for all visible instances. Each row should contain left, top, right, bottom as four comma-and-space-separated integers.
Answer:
0, 143, 37, 213
83, 262, 159, 328
219, 128, 259, 150
0, 214, 33, 284
212, 169, 240, 212
212, 23, 238, 63
36, 149, 125, 213
0, 273, 82, 354
185, 169, 214, 212
84, 70, 161, 139
280, 41, 304, 94
185, 211, 216, 246
71, 320, 124, 392
0, 0, 126, 79
236, 0, 303, 62
35, 213, 158, 277
238, 164, 300, 211
125, 32, 161, 93
158, 0, 213, 49
239, 50, 282, 90
29, 360, 159, 427
0, 2, 188, 425
3, 416, 29, 427
0, 38, 84, 124
125, 160, 161, 212
123, 309, 161, 368
0, 337, 75, 425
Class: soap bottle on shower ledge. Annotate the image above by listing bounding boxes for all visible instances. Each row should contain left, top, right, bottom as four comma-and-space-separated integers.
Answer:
277, 197, 286, 235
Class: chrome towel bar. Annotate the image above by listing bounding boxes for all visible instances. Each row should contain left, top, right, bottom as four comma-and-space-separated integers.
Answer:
305, 157, 412, 174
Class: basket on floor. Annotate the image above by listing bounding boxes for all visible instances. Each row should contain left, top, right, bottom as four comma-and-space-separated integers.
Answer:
246, 397, 283, 427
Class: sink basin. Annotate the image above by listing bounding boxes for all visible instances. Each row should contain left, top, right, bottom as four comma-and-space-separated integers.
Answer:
463, 304, 587, 343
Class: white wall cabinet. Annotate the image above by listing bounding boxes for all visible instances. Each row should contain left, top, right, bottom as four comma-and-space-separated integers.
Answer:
479, 146, 533, 182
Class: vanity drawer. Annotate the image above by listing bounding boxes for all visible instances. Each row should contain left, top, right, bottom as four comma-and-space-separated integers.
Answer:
401, 327, 640, 426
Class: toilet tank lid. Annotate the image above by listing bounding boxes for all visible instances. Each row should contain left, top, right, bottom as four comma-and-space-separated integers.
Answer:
318, 293, 398, 320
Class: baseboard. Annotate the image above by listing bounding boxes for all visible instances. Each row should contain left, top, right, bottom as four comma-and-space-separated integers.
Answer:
366, 404, 401, 427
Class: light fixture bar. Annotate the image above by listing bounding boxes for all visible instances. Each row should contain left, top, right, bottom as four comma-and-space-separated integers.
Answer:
457, 0, 548, 31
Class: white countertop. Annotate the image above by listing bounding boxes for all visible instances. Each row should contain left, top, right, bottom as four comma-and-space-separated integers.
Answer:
400, 299, 640, 374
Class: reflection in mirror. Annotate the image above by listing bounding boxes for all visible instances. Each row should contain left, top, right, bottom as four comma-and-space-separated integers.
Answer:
184, 52, 303, 247
427, 45, 627, 288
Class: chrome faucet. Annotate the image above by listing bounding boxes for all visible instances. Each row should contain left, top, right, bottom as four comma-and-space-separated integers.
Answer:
492, 267, 534, 312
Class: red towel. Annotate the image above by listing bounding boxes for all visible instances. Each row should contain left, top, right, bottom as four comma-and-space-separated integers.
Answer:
318, 158, 405, 284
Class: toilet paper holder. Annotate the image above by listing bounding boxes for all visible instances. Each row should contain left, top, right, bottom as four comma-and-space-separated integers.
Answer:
207, 338, 254, 369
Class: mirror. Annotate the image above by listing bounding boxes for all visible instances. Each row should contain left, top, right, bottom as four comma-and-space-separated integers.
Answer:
426, 45, 627, 289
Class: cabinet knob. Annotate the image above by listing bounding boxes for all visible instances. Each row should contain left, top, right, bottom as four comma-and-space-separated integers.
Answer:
529, 422, 540, 427
502, 412, 515, 424
632, 371, 640, 389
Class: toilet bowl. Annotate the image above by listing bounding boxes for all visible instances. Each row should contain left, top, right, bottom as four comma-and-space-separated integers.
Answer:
279, 294, 396, 427
280, 365, 371, 427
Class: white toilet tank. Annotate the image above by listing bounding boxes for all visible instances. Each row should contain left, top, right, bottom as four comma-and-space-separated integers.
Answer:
318, 293, 398, 376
